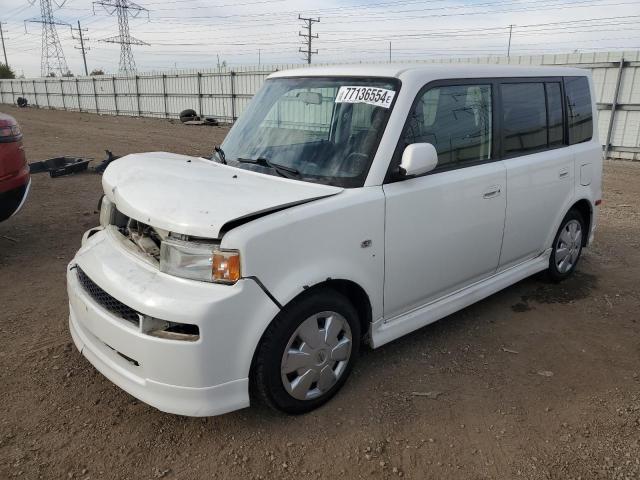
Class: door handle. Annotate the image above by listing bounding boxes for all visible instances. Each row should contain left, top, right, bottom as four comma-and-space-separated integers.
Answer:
559, 168, 569, 179
483, 186, 501, 199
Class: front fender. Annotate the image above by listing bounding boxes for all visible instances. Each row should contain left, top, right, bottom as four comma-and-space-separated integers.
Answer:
222, 187, 386, 322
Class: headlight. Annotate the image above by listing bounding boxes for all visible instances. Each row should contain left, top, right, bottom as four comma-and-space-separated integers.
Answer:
99, 195, 115, 227
159, 237, 241, 284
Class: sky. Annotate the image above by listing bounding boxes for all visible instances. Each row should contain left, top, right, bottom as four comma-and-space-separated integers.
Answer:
1, 0, 640, 77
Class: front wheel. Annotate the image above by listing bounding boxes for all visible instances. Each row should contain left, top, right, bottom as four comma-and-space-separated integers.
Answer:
251, 289, 361, 414
548, 209, 586, 282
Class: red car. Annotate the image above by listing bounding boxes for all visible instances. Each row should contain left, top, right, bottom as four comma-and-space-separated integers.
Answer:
0, 113, 30, 222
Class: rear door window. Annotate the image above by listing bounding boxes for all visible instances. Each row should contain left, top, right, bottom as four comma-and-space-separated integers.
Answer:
565, 76, 593, 144
501, 82, 548, 155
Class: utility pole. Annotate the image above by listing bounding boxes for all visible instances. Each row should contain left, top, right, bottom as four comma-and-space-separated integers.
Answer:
93, 0, 149, 74
298, 15, 319, 64
507, 24, 513, 58
0, 22, 8, 66
72, 20, 90, 76
25, 0, 70, 77
258, 48, 260, 66
389, 41, 391, 63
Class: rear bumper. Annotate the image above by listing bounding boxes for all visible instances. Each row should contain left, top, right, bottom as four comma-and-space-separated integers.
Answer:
67, 228, 280, 416
0, 162, 30, 194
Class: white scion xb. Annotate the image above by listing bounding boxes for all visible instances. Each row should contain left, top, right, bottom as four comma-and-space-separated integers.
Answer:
68, 64, 602, 416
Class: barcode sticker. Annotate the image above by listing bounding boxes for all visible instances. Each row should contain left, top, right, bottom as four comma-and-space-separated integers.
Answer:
335, 86, 396, 108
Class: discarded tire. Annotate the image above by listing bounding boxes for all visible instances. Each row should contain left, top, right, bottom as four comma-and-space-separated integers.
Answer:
179, 109, 198, 123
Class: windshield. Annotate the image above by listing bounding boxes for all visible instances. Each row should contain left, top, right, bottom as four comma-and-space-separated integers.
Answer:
221, 77, 400, 187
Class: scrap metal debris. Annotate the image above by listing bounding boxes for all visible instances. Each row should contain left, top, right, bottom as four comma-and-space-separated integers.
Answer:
29, 156, 91, 177
94, 150, 121, 174
179, 108, 219, 125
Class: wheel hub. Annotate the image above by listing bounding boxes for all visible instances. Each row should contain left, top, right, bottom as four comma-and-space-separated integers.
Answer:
315, 349, 328, 365
555, 219, 583, 274
280, 311, 352, 401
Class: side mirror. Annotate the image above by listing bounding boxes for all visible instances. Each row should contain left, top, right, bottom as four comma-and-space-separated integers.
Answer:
399, 143, 438, 177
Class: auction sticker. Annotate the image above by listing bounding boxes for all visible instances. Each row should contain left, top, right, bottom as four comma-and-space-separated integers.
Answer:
335, 86, 396, 108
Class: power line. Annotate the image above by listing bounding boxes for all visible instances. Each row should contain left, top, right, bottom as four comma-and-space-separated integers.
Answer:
146, 0, 635, 23
93, 0, 149, 73
298, 14, 319, 64
25, 0, 70, 77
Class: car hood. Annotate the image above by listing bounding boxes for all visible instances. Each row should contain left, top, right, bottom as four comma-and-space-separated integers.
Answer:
102, 152, 343, 238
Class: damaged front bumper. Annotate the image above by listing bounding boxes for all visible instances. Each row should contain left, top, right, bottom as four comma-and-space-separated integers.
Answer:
67, 228, 280, 416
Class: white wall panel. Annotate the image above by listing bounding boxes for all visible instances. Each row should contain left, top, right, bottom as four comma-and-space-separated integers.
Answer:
1, 52, 639, 159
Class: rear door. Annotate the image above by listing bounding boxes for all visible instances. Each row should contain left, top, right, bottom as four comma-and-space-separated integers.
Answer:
383, 81, 507, 319
498, 79, 575, 270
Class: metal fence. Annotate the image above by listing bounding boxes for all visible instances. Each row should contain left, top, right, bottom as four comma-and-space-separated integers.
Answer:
1, 51, 639, 160
0, 67, 278, 123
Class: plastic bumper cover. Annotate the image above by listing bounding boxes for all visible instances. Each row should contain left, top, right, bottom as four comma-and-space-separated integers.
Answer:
67, 229, 280, 416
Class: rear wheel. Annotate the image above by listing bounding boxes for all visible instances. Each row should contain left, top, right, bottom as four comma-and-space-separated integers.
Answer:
548, 209, 586, 282
251, 289, 360, 414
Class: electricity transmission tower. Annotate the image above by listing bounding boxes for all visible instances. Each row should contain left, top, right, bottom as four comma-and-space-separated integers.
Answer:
25, 0, 70, 77
93, 0, 149, 74
298, 15, 319, 64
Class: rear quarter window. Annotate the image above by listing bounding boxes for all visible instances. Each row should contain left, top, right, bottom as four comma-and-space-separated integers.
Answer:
565, 76, 593, 144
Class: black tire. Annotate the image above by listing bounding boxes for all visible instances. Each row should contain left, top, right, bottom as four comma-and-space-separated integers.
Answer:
179, 109, 199, 123
0, 184, 28, 222
251, 288, 361, 414
179, 108, 197, 118
547, 209, 586, 282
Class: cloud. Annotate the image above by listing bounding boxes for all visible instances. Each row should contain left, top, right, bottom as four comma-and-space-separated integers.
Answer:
1, 0, 639, 77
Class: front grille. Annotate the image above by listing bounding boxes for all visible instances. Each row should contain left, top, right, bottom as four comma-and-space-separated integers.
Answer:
76, 267, 140, 326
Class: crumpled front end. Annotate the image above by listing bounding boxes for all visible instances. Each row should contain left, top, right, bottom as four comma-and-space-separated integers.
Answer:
68, 227, 280, 416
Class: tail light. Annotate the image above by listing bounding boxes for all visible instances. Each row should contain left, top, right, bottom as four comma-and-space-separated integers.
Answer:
0, 124, 21, 142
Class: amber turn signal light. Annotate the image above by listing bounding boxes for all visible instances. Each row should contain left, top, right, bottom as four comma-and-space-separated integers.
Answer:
212, 250, 241, 284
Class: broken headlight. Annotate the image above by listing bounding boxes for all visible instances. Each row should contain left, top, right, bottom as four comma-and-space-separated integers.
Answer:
159, 236, 240, 284
99, 195, 115, 227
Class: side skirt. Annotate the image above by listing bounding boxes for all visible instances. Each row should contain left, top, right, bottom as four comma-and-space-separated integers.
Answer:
370, 250, 551, 348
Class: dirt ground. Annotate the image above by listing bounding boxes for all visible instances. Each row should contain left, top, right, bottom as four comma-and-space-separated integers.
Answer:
0, 105, 639, 480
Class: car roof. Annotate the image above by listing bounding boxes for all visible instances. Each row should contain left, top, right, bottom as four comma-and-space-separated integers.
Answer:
268, 63, 589, 80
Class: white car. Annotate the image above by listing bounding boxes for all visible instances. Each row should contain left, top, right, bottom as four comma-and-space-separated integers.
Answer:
68, 64, 602, 416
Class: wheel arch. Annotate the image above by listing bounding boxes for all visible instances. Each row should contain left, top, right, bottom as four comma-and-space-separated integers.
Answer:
310, 279, 373, 340
260, 278, 372, 346
248, 279, 373, 375
569, 198, 593, 246
545, 197, 594, 258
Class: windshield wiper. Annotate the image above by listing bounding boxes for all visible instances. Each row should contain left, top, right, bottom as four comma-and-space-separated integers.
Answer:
236, 157, 301, 179
212, 145, 227, 164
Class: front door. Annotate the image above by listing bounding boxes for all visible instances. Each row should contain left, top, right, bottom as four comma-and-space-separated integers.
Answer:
382, 81, 506, 319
